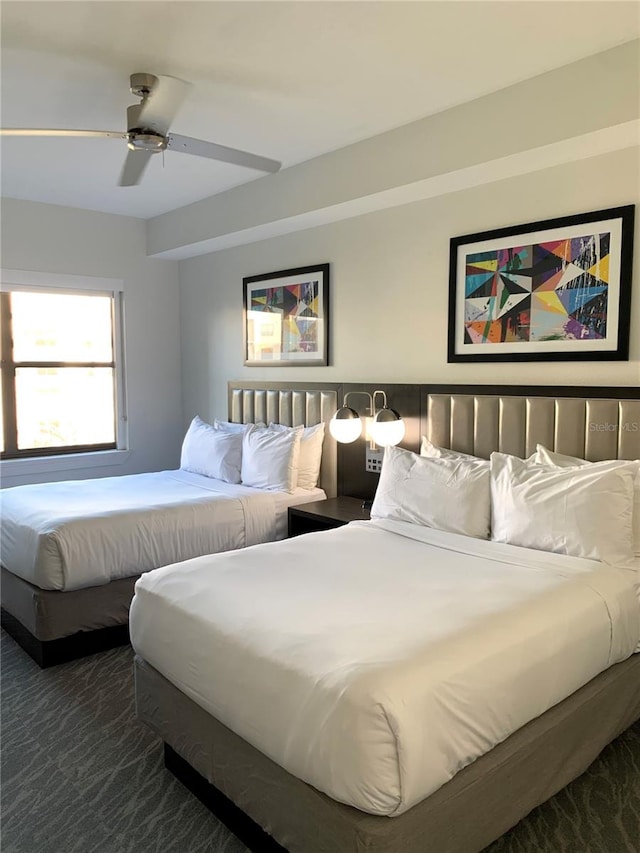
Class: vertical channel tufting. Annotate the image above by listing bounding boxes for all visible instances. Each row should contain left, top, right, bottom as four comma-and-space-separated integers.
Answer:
254, 390, 267, 426
426, 396, 452, 448
473, 397, 499, 459
242, 390, 255, 425
306, 392, 321, 427
266, 391, 280, 425
450, 396, 475, 454
498, 398, 526, 458
230, 389, 243, 423
584, 400, 620, 461
526, 398, 555, 458
319, 391, 336, 427
619, 401, 640, 460
554, 399, 586, 458
279, 391, 292, 426
292, 391, 306, 426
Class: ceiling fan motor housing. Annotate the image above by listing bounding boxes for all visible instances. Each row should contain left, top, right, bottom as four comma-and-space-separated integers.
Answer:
126, 103, 165, 152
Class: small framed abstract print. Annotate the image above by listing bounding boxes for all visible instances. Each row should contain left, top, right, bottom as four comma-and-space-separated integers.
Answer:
243, 264, 329, 366
448, 205, 634, 362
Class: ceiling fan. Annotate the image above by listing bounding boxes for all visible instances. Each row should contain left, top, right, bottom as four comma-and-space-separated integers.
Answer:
0, 72, 282, 186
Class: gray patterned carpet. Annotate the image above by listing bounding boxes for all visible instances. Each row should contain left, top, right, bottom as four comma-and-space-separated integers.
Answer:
1, 629, 639, 853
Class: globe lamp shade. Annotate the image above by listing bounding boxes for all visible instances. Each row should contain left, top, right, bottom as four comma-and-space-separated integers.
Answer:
370, 407, 405, 447
329, 407, 363, 443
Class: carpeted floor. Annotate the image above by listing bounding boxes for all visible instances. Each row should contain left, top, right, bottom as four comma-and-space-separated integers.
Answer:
1, 630, 639, 853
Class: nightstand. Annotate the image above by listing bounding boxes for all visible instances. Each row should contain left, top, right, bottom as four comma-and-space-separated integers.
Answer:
287, 496, 370, 537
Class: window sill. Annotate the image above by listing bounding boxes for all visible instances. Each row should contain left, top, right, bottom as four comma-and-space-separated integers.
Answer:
0, 449, 131, 478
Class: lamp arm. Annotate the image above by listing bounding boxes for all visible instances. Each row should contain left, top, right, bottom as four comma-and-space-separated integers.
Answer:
342, 390, 374, 416
342, 391, 375, 449
372, 389, 388, 414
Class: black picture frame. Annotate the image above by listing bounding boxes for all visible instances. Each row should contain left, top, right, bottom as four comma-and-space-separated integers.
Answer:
447, 205, 635, 363
243, 264, 330, 367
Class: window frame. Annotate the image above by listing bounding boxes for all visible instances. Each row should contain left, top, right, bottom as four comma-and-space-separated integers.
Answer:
0, 270, 127, 461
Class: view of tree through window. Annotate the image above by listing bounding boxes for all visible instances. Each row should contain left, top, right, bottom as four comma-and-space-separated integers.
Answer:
0, 289, 118, 457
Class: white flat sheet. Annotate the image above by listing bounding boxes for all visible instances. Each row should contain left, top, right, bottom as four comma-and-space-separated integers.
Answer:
0, 470, 324, 591
130, 519, 640, 817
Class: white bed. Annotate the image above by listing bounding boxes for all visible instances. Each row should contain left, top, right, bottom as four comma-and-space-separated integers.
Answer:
130, 518, 640, 819
0, 383, 339, 666
132, 383, 640, 853
0, 470, 324, 591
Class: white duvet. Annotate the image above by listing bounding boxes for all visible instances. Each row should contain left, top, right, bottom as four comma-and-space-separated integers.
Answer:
0, 469, 324, 591
130, 519, 640, 817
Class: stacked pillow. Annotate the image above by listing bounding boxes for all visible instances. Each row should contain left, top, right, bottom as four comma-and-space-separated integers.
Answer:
240, 425, 302, 492
371, 442, 491, 539
180, 416, 244, 484
490, 449, 636, 565
532, 444, 640, 558
369, 436, 638, 565
179, 416, 325, 493
268, 422, 325, 489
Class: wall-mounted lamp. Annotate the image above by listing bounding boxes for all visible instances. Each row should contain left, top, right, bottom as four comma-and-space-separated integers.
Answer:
370, 390, 405, 447
330, 390, 405, 471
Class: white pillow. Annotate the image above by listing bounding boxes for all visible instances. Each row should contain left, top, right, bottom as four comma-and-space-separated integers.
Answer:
371, 444, 491, 539
213, 419, 265, 433
180, 416, 243, 484
420, 436, 481, 461
269, 422, 325, 489
491, 451, 636, 565
241, 425, 302, 493
534, 444, 640, 556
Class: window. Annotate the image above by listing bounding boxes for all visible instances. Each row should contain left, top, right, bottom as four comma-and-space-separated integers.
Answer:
1, 278, 125, 459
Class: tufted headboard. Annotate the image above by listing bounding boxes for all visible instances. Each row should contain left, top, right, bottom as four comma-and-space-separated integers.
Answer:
422, 387, 640, 462
227, 382, 339, 497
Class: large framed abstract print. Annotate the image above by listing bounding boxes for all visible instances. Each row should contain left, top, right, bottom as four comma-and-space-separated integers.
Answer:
243, 263, 329, 366
448, 205, 634, 362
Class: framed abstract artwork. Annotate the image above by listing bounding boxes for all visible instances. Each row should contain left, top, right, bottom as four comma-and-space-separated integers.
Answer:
448, 205, 635, 362
243, 263, 329, 366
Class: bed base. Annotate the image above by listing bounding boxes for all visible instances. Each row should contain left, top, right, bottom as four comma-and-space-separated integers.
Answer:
136, 653, 640, 853
0, 607, 130, 668
164, 744, 286, 853
0, 568, 136, 667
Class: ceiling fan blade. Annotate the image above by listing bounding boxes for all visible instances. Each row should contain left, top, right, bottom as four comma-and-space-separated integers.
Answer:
166, 134, 281, 173
0, 129, 125, 139
118, 149, 154, 186
137, 76, 191, 135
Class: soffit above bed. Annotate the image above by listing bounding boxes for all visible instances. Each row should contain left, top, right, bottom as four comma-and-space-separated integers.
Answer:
3, 3, 637, 223
147, 41, 640, 259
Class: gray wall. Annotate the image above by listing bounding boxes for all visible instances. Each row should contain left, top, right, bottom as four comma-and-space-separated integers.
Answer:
1, 198, 183, 486
178, 148, 640, 424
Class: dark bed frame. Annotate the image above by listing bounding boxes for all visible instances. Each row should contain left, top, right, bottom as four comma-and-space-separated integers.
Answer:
0, 608, 130, 668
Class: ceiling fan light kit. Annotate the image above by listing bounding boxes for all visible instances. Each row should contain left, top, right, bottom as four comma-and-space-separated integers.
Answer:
0, 72, 282, 187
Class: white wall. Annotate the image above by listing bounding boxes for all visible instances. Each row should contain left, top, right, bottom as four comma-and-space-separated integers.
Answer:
179, 147, 640, 424
1, 198, 183, 486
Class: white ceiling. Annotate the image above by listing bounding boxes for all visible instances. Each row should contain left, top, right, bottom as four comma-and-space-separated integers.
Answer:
1, 1, 638, 220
